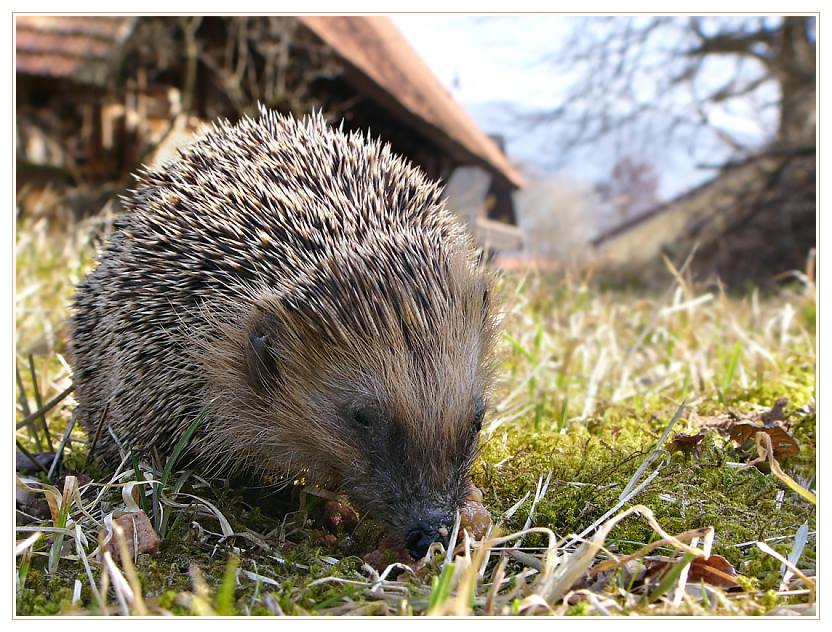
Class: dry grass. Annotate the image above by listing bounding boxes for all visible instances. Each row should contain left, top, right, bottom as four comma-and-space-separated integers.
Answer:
15, 209, 816, 616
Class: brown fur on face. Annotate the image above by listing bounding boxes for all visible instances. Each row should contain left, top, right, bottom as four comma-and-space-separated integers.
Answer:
193, 233, 498, 539
69, 109, 500, 546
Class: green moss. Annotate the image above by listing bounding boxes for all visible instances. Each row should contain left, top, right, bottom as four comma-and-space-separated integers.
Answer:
16, 568, 78, 615
566, 602, 592, 616
476, 377, 815, 586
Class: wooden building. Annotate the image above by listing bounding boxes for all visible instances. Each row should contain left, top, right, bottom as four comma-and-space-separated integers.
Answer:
15, 15, 523, 251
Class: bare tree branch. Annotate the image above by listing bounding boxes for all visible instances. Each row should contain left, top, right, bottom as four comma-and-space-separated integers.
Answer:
524, 16, 815, 167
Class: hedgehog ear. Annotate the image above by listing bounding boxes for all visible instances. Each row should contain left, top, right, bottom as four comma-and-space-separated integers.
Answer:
245, 330, 281, 394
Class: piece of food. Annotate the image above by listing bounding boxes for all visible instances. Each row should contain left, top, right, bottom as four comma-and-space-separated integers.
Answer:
105, 510, 161, 564
322, 500, 359, 533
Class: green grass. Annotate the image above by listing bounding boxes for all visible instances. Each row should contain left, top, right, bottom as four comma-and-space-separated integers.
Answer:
15, 211, 816, 616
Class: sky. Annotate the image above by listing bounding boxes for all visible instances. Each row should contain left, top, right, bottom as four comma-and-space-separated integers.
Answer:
393, 16, 775, 199
393, 16, 571, 107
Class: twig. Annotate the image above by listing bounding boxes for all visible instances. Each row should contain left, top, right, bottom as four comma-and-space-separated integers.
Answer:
28, 354, 54, 451
734, 530, 816, 548
16, 383, 75, 430
83, 402, 110, 472
48, 411, 78, 482
498, 472, 553, 569
179, 17, 203, 114
15, 363, 41, 449
588, 527, 711, 577
15, 440, 50, 476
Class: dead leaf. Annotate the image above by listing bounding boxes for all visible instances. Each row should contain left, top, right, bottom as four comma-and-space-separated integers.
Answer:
668, 432, 705, 459
749, 432, 816, 504
617, 557, 671, 592
729, 423, 799, 458
695, 397, 800, 459
688, 554, 740, 589
619, 554, 741, 593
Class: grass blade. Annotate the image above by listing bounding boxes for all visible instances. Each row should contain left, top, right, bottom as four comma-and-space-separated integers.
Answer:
428, 562, 456, 613
161, 410, 207, 489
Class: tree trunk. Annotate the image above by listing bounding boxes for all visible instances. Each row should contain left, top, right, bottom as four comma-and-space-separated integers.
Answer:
775, 17, 816, 145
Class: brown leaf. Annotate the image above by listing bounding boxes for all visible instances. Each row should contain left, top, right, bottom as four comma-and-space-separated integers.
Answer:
618, 557, 672, 591
695, 398, 792, 431
687, 554, 740, 589
617, 554, 740, 592
695, 397, 800, 458
668, 432, 705, 458
728, 423, 799, 458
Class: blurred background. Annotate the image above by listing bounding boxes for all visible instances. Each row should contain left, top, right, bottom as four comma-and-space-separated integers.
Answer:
15, 15, 816, 287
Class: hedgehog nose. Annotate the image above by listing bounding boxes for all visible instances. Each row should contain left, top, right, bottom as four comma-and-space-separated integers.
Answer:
405, 511, 452, 559
405, 521, 439, 559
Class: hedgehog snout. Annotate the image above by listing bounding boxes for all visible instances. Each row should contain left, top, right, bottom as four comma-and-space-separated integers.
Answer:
404, 509, 451, 559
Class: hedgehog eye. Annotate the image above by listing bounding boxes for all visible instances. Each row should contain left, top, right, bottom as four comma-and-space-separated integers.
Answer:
245, 332, 279, 393
250, 333, 268, 355
351, 407, 375, 429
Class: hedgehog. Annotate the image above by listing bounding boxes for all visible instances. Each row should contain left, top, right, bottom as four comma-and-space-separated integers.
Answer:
69, 108, 499, 558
